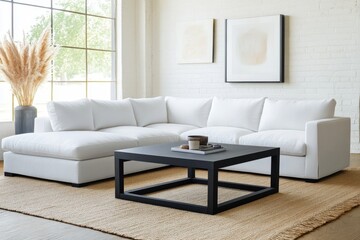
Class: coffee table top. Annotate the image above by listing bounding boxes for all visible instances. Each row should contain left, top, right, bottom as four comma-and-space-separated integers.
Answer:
115, 142, 279, 169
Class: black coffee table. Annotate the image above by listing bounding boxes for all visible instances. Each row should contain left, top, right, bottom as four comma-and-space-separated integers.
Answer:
115, 142, 280, 215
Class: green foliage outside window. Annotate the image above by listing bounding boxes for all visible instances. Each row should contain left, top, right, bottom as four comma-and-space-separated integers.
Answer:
0, 0, 116, 120
26, 0, 114, 82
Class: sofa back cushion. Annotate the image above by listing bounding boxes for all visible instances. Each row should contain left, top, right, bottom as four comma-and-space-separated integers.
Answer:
207, 97, 265, 131
47, 99, 94, 131
259, 98, 336, 131
130, 96, 167, 126
91, 99, 137, 130
166, 97, 212, 127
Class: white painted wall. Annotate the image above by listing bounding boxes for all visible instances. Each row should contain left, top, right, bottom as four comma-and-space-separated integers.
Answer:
118, 0, 138, 98
149, 0, 360, 152
119, 0, 154, 98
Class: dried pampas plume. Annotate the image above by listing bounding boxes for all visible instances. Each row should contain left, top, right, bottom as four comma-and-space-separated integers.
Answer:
0, 28, 57, 106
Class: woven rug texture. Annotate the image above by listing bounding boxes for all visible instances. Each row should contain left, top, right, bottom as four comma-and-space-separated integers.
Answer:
0, 167, 359, 240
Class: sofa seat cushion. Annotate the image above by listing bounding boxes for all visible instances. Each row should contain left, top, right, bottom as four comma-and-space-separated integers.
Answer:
239, 130, 306, 157
1, 132, 138, 161
146, 123, 198, 135
99, 126, 179, 146
181, 127, 253, 144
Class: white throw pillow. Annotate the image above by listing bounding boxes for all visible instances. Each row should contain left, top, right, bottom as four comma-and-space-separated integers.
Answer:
166, 97, 212, 127
130, 96, 168, 126
47, 99, 94, 131
207, 97, 265, 131
258, 98, 336, 131
91, 99, 137, 130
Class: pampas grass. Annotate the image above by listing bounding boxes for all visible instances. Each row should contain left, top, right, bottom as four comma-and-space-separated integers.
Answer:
0, 28, 57, 106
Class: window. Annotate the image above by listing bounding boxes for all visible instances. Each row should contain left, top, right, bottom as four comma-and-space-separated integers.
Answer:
0, 0, 117, 121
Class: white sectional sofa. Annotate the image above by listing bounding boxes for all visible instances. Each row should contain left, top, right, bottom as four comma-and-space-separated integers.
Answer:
1, 96, 350, 186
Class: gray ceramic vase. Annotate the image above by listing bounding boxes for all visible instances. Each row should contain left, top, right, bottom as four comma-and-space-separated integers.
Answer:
15, 106, 37, 135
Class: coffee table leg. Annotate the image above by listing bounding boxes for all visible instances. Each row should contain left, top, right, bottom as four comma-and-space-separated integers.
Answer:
115, 158, 124, 198
208, 166, 218, 215
188, 168, 195, 179
271, 154, 280, 192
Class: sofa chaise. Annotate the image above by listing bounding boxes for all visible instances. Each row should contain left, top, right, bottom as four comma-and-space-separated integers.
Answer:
1, 96, 350, 186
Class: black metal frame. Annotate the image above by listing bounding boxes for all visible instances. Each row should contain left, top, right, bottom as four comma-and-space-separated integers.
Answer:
115, 145, 280, 215
225, 15, 285, 83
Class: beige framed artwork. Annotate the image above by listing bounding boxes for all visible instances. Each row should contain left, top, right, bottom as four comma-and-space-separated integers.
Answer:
176, 19, 214, 64
225, 15, 285, 83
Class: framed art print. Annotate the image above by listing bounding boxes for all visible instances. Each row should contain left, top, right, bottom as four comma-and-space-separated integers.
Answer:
177, 19, 214, 64
225, 15, 285, 83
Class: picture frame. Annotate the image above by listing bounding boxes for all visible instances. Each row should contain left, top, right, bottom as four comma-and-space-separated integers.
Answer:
225, 15, 285, 83
177, 19, 214, 64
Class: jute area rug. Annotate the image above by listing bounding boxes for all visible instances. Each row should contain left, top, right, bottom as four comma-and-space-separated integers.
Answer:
0, 167, 359, 240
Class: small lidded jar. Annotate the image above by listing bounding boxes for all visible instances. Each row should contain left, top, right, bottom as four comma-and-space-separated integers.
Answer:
188, 136, 201, 150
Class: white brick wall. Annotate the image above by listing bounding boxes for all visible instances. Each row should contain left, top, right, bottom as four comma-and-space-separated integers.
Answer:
151, 0, 360, 153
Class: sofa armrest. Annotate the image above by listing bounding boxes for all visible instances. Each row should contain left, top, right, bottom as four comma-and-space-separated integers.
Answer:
305, 117, 350, 179
34, 117, 53, 132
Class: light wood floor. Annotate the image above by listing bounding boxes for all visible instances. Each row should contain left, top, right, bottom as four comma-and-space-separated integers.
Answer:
0, 155, 359, 240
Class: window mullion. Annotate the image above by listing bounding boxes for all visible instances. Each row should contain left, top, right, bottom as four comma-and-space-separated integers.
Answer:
1, 0, 117, 119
